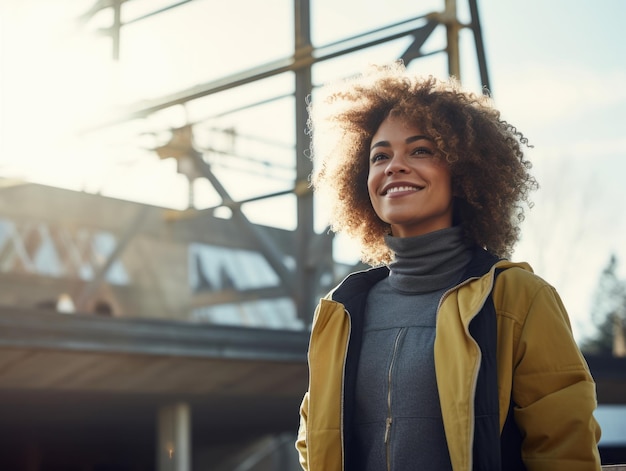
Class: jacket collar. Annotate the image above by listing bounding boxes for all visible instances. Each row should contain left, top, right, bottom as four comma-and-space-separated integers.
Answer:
329, 265, 389, 306
330, 245, 499, 306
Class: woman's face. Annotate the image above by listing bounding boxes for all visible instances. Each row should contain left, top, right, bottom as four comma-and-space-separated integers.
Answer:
367, 115, 454, 238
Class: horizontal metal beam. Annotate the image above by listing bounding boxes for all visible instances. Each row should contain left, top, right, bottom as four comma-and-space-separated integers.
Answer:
82, 14, 443, 130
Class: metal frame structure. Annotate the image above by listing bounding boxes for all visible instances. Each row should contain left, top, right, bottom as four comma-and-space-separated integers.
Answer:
80, 0, 491, 324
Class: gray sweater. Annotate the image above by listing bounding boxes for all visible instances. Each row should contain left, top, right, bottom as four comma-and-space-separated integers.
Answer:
353, 226, 472, 471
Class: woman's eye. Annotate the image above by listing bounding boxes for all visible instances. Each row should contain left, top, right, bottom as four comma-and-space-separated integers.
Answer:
412, 147, 434, 156
371, 153, 388, 163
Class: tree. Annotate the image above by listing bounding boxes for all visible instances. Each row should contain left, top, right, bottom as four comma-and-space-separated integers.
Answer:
580, 254, 626, 356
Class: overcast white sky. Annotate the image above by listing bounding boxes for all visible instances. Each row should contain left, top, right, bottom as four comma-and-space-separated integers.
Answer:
1, 0, 625, 343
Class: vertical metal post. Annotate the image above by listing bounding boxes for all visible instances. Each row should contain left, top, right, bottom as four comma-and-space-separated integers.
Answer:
157, 403, 191, 471
444, 0, 461, 80
112, 0, 121, 61
468, 0, 492, 93
293, 0, 317, 325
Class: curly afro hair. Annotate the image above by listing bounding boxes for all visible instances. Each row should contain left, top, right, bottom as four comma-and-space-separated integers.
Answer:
307, 62, 538, 266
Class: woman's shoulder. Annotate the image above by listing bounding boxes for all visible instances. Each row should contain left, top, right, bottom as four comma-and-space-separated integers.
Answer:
492, 260, 563, 316
496, 261, 552, 288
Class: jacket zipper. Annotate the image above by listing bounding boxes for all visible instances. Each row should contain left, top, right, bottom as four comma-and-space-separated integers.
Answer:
385, 328, 404, 471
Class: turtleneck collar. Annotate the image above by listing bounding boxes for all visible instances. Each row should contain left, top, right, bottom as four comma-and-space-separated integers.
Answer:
384, 226, 473, 294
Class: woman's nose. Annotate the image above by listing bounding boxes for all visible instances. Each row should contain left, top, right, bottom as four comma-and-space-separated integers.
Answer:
385, 155, 408, 175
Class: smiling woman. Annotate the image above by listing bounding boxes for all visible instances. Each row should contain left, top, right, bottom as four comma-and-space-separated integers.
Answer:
296, 62, 602, 471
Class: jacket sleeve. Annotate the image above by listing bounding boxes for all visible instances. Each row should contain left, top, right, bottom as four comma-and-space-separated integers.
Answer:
510, 279, 602, 471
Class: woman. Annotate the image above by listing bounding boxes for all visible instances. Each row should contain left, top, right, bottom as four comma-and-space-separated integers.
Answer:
296, 63, 601, 471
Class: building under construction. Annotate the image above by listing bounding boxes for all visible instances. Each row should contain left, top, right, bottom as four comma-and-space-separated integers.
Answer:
0, 1, 624, 470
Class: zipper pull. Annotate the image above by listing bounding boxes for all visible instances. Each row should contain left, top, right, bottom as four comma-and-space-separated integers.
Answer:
384, 417, 392, 444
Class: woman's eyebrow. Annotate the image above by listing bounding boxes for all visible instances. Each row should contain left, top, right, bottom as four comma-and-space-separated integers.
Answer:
370, 135, 431, 152
370, 140, 390, 152
405, 135, 431, 144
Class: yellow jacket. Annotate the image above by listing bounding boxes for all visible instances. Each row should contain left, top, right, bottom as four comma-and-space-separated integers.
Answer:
296, 258, 602, 471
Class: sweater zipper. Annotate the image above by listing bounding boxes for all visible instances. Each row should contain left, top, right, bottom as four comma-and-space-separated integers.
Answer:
385, 328, 404, 471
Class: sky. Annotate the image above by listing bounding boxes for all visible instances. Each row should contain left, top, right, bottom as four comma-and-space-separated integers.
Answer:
474, 0, 626, 341
1, 0, 625, 343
